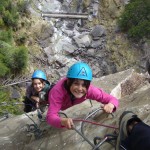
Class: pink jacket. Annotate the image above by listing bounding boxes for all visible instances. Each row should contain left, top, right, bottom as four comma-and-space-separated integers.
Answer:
46, 78, 119, 128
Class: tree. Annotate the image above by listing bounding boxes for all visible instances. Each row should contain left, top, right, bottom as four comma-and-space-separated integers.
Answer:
118, 0, 150, 39
0, 41, 28, 76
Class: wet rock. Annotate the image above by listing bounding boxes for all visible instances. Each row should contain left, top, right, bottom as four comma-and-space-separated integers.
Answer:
93, 0, 99, 17
90, 25, 106, 40
55, 20, 64, 28
73, 33, 92, 48
44, 45, 55, 56
62, 43, 77, 55
91, 39, 102, 48
33, 22, 54, 48
62, 29, 75, 37
90, 62, 102, 77
61, 1, 71, 12
38, 37, 51, 48
142, 42, 150, 56
38, 24, 54, 40
57, 0, 64, 3
87, 48, 96, 56
10, 87, 21, 99
56, 67, 68, 77
66, 22, 75, 30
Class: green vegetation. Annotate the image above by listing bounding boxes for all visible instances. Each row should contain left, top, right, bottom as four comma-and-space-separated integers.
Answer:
0, 0, 30, 115
0, 32, 28, 77
0, 0, 29, 77
0, 0, 18, 29
118, 0, 150, 40
0, 89, 22, 116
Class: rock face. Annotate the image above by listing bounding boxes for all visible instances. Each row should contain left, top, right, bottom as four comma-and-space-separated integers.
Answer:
24, 0, 150, 84
0, 69, 150, 150
1, 0, 149, 149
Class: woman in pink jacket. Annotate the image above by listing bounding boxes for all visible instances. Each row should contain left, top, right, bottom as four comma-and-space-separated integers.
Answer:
46, 62, 119, 129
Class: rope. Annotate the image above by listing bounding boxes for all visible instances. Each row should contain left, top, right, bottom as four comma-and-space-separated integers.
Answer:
73, 119, 118, 129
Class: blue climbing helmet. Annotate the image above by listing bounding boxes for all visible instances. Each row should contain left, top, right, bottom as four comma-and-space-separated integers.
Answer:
32, 70, 47, 81
67, 62, 92, 81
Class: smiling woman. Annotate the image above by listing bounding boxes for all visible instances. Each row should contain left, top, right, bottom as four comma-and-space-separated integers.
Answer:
70, 79, 88, 99
23, 70, 51, 113
46, 61, 119, 129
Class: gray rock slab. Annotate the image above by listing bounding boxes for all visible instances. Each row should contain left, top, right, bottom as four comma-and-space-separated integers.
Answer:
92, 69, 134, 93
1, 69, 150, 150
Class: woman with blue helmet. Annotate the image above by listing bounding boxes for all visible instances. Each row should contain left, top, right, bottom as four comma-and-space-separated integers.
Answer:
46, 62, 119, 129
24, 70, 51, 113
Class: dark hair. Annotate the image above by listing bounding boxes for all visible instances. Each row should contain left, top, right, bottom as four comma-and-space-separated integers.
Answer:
64, 78, 91, 93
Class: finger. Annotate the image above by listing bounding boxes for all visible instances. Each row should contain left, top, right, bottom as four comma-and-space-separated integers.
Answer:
70, 119, 74, 125
69, 119, 74, 128
67, 119, 73, 129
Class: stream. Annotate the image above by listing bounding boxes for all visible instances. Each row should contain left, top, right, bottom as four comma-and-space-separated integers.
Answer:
29, 0, 117, 82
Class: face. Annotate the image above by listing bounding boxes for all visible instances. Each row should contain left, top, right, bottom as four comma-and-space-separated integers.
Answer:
32, 79, 45, 92
70, 79, 87, 98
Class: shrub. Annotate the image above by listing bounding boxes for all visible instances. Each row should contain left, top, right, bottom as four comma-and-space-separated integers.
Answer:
2, 10, 19, 29
1, 0, 19, 29
0, 0, 29, 77
15, 33, 27, 45
0, 18, 4, 28
0, 29, 13, 44
128, 20, 150, 39
17, 0, 30, 16
118, 0, 150, 39
0, 89, 21, 115
0, 56, 10, 77
11, 46, 28, 74
0, 41, 28, 76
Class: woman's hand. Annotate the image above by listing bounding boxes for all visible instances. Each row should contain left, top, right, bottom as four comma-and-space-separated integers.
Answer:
61, 118, 74, 129
102, 103, 115, 113
31, 96, 40, 103
31, 96, 40, 109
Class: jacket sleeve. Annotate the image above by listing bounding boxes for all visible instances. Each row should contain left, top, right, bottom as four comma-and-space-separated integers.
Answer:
87, 84, 119, 111
46, 88, 64, 128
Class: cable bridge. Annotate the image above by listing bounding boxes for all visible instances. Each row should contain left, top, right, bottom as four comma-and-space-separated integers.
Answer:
41, 12, 89, 19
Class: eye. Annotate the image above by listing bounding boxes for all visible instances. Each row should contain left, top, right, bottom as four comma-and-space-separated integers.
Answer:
73, 82, 79, 85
